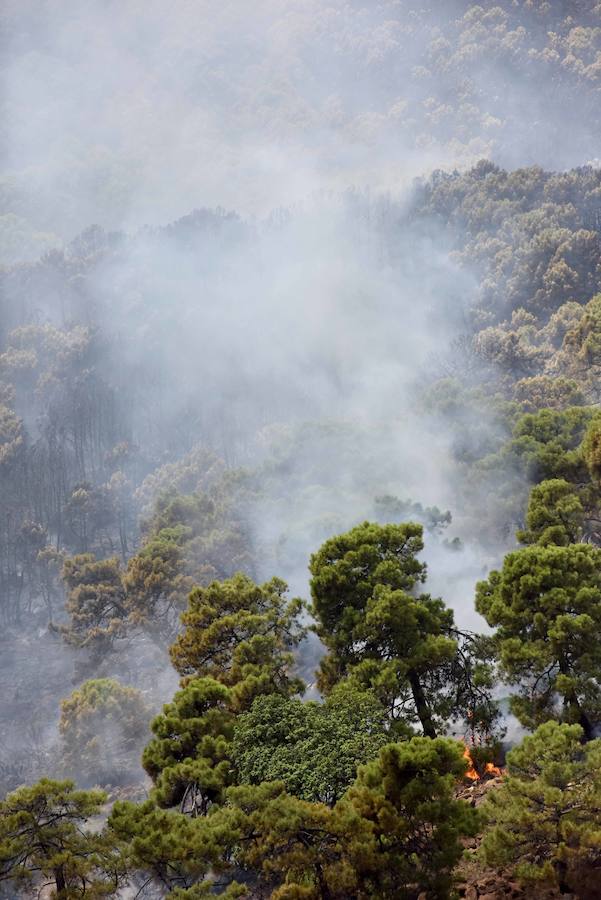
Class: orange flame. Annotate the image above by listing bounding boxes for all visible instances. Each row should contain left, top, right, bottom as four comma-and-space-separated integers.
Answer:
462, 742, 503, 781
463, 744, 480, 781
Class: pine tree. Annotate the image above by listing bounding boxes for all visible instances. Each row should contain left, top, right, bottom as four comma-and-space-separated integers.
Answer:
170, 574, 306, 708
310, 522, 498, 740
222, 736, 480, 899
142, 677, 235, 811
480, 721, 601, 895
0, 779, 126, 898
476, 542, 601, 737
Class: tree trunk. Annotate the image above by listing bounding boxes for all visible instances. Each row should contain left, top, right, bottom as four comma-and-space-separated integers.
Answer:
576, 707, 594, 742
54, 865, 67, 896
408, 669, 437, 738
559, 659, 594, 741
315, 860, 332, 900
555, 857, 571, 894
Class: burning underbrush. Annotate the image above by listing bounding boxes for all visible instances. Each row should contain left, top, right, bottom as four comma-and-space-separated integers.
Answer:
462, 741, 504, 783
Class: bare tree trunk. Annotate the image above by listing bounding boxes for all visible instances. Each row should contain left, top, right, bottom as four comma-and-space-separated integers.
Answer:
54, 865, 67, 895
408, 669, 437, 738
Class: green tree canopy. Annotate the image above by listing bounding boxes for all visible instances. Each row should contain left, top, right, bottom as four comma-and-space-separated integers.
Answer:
310, 521, 426, 652
142, 573, 306, 814
480, 721, 601, 895
59, 678, 150, 787
476, 543, 601, 738
142, 677, 235, 812
223, 736, 480, 899
108, 798, 241, 897
232, 683, 390, 806
170, 574, 306, 709
517, 478, 585, 546
310, 522, 498, 740
508, 406, 593, 483
0, 778, 125, 898
338, 737, 481, 899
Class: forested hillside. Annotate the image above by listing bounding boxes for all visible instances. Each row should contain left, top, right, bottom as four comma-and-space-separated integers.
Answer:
4, 2, 601, 899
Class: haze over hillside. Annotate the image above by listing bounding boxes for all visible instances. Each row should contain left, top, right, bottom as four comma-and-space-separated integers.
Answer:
3, 3, 601, 899
4, 0, 601, 251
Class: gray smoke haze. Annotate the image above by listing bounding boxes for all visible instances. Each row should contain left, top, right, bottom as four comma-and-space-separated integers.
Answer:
4, 0, 601, 257
8, 0, 593, 801
92, 192, 497, 606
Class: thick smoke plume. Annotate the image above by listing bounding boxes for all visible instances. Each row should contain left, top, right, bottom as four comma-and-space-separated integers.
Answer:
5, 0, 593, 796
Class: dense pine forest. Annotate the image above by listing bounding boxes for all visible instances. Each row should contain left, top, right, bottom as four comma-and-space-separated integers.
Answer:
4, 1, 601, 898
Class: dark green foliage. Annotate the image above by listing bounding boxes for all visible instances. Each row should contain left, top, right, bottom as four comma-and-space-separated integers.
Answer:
517, 478, 585, 546
108, 799, 240, 896
142, 677, 235, 811
476, 543, 601, 738
339, 737, 481, 899
224, 736, 480, 899
310, 520, 427, 645
0, 779, 126, 898
170, 573, 306, 707
232, 684, 390, 805
143, 572, 306, 814
310, 522, 499, 740
123, 537, 494, 898
508, 406, 593, 483
480, 721, 601, 895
